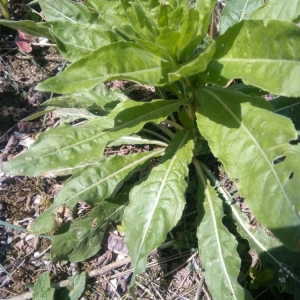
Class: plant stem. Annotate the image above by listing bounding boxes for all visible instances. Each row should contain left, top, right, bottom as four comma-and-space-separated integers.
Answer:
163, 119, 184, 131
141, 128, 171, 143
151, 122, 175, 139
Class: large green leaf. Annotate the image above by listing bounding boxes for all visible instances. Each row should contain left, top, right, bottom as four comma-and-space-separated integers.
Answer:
38, 0, 99, 24
2, 99, 183, 176
124, 129, 194, 279
195, 161, 253, 300
50, 21, 121, 62
250, 0, 300, 24
0, 20, 52, 40
36, 42, 174, 93
196, 87, 300, 250
220, 0, 264, 34
1, 117, 113, 176
51, 201, 125, 261
202, 20, 300, 97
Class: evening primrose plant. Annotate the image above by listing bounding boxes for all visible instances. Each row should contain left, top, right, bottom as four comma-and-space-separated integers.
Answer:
1, 0, 300, 298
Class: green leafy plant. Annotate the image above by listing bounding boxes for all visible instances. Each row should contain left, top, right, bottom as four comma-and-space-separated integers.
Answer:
1, 0, 300, 298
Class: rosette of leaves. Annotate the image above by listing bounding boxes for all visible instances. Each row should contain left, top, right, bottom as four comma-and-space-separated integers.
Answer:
1, 0, 300, 298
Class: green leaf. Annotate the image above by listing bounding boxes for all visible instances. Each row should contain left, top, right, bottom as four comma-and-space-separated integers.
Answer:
29, 150, 164, 234
250, 0, 300, 24
168, 39, 216, 82
220, 0, 264, 34
0, 20, 52, 40
50, 21, 121, 62
51, 201, 125, 261
196, 87, 300, 250
33, 272, 55, 300
54, 150, 163, 207
36, 42, 174, 94
124, 129, 194, 279
51, 108, 97, 122
195, 162, 253, 300
269, 97, 300, 130
67, 272, 86, 300
156, 27, 182, 58
202, 20, 300, 97
42, 85, 128, 112
2, 99, 183, 177
175, 8, 201, 61
38, 0, 99, 24
84, 0, 132, 31
1, 117, 113, 176
157, 3, 173, 28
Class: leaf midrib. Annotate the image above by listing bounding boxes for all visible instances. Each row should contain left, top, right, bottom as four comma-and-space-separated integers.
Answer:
218, 58, 299, 64
205, 186, 238, 299
136, 130, 191, 263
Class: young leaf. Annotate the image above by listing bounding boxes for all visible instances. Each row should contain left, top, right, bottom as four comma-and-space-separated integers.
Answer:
121, 0, 159, 41
50, 21, 121, 62
196, 87, 300, 250
124, 129, 194, 280
36, 42, 174, 93
168, 39, 216, 82
84, 0, 132, 31
175, 8, 202, 61
38, 0, 99, 24
220, 0, 264, 34
250, 0, 300, 24
202, 20, 300, 97
2, 99, 183, 176
195, 0, 217, 40
51, 202, 125, 261
195, 162, 253, 300
33, 272, 55, 300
